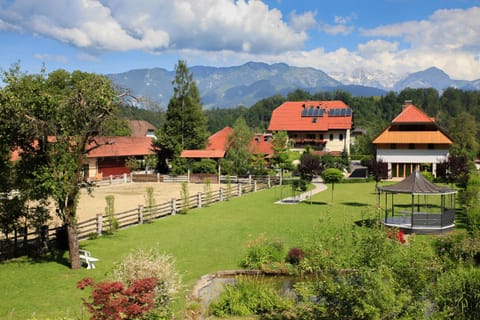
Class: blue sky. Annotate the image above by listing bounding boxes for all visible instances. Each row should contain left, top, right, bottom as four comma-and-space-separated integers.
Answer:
0, 0, 479, 79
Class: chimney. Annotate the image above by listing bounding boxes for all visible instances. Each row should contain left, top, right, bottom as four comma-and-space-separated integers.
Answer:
403, 100, 412, 109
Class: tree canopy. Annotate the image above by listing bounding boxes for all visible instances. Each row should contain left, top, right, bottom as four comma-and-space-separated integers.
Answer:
0, 65, 121, 268
155, 60, 208, 173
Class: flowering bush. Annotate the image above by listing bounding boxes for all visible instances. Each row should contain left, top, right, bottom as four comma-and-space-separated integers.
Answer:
77, 277, 157, 320
110, 248, 181, 318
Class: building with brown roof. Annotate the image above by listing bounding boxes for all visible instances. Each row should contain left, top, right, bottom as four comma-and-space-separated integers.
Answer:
267, 100, 353, 154
373, 102, 453, 178
85, 136, 155, 179
128, 120, 156, 138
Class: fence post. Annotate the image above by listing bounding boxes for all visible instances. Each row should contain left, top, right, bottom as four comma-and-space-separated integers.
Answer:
197, 192, 202, 208
267, 176, 271, 188
237, 183, 242, 197
124, 173, 128, 184
171, 198, 177, 215
157, 173, 160, 183
219, 187, 224, 202
254, 180, 257, 192
96, 214, 103, 236
249, 174, 252, 185
109, 175, 113, 184
138, 205, 144, 224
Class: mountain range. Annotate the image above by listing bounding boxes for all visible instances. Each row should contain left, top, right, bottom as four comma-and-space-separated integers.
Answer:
107, 62, 480, 110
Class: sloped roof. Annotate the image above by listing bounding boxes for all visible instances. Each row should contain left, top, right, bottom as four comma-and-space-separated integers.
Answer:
373, 130, 453, 144
268, 100, 352, 132
249, 134, 274, 157
129, 120, 156, 137
181, 127, 274, 159
180, 150, 225, 159
206, 126, 233, 150
392, 103, 435, 124
378, 171, 457, 195
87, 136, 154, 158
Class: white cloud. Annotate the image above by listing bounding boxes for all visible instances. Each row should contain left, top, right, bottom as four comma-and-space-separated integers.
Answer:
34, 53, 68, 64
0, 0, 307, 53
289, 10, 317, 32
361, 7, 480, 52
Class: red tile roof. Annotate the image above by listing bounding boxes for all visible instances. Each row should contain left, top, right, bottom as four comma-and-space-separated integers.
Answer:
181, 127, 274, 159
206, 126, 233, 150
268, 100, 353, 132
392, 103, 435, 123
87, 136, 154, 158
249, 134, 274, 157
180, 150, 226, 158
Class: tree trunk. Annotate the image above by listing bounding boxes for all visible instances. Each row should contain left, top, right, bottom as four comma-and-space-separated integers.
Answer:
67, 222, 81, 269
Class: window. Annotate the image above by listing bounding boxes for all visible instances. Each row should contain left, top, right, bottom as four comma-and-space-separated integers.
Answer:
329, 134, 334, 141
409, 143, 415, 149
390, 144, 397, 149
339, 134, 344, 141
428, 143, 434, 149
307, 134, 315, 140
319, 134, 324, 140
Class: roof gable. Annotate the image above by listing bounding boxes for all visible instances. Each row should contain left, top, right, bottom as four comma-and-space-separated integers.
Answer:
392, 104, 435, 124
129, 120, 157, 137
207, 126, 233, 151
268, 100, 352, 132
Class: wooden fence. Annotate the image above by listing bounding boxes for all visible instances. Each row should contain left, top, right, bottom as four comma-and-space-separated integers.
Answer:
0, 175, 280, 259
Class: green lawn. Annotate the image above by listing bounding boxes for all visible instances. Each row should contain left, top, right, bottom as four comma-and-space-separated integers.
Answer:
0, 182, 401, 319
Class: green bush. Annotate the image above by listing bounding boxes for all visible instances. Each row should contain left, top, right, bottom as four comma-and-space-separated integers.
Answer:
434, 233, 480, 266
434, 267, 480, 319
241, 235, 285, 270
209, 276, 293, 318
421, 171, 434, 182
192, 159, 217, 174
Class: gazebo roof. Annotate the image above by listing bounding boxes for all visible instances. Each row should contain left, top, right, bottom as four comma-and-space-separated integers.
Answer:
378, 171, 457, 195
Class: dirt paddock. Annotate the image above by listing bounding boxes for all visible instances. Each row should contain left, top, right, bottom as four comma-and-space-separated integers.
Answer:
76, 182, 223, 222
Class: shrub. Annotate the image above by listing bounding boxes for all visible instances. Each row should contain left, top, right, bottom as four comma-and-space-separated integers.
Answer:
421, 171, 434, 182
434, 233, 480, 266
181, 182, 190, 213
77, 277, 157, 320
286, 247, 305, 265
192, 159, 217, 174
434, 267, 480, 319
104, 195, 118, 234
144, 187, 156, 222
209, 276, 293, 318
110, 248, 181, 319
241, 234, 285, 270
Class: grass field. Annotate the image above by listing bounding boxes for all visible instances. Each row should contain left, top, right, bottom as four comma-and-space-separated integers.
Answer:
0, 181, 433, 319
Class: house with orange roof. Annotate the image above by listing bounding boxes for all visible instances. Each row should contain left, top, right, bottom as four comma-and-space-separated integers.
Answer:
180, 127, 274, 174
85, 136, 155, 179
372, 101, 453, 178
267, 100, 353, 155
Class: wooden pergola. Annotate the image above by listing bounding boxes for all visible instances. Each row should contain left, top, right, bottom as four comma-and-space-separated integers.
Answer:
377, 171, 457, 234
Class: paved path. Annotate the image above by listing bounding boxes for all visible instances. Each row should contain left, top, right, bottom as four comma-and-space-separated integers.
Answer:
275, 179, 327, 204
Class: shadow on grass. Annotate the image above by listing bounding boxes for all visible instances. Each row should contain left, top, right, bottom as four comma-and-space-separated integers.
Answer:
304, 201, 328, 206
341, 202, 369, 207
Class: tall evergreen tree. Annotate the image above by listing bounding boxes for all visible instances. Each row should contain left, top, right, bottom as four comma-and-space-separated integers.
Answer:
155, 60, 208, 173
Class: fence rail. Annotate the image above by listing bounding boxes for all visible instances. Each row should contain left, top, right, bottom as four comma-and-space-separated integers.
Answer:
1, 175, 281, 259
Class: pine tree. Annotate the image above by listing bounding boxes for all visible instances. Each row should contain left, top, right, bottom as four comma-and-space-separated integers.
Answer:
155, 60, 208, 173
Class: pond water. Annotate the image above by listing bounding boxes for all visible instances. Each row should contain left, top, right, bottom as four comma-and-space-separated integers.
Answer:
191, 270, 302, 312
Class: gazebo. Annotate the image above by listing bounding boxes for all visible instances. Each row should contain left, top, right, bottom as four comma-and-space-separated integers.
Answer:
377, 171, 457, 234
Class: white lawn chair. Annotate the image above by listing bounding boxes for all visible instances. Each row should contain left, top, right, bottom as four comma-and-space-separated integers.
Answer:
79, 250, 99, 269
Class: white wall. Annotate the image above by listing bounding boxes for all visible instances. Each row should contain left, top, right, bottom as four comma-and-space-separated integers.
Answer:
376, 148, 449, 163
